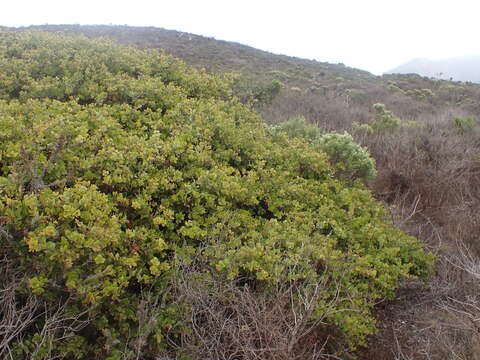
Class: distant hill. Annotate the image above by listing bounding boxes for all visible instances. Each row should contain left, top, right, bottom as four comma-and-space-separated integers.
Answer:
386, 55, 480, 83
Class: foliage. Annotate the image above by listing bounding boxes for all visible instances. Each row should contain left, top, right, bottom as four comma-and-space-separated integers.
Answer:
371, 103, 401, 132
13, 24, 480, 360
0, 30, 232, 105
234, 77, 282, 106
452, 115, 477, 134
271, 115, 321, 142
272, 117, 376, 183
0, 31, 433, 358
317, 131, 377, 182
405, 88, 435, 101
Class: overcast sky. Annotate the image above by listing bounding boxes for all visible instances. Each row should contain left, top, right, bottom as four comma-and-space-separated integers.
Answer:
2, 0, 479, 75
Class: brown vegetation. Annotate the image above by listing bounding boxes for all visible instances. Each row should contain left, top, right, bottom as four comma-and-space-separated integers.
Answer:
352, 109, 480, 359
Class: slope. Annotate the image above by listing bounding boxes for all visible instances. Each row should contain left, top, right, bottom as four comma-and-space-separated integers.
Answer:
14, 25, 480, 127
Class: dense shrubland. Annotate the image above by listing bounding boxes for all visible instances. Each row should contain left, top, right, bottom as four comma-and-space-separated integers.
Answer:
5, 24, 480, 359
49, 25, 480, 360
0, 31, 434, 359
74, 25, 480, 360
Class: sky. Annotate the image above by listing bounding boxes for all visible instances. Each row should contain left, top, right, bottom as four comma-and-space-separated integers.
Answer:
2, 0, 480, 75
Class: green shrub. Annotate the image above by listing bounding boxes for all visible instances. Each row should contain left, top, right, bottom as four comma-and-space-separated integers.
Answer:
352, 121, 374, 134
272, 118, 376, 183
371, 103, 401, 132
405, 88, 435, 101
271, 115, 321, 142
317, 131, 377, 182
452, 115, 476, 133
233, 77, 282, 106
0, 31, 432, 358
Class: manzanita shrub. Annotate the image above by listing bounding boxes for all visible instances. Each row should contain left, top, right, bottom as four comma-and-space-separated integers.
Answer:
0, 31, 433, 359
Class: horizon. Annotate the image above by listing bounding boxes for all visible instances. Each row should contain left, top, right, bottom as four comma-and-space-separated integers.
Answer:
2, 0, 480, 75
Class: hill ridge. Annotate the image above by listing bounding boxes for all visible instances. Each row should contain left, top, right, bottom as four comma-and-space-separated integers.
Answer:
387, 54, 480, 82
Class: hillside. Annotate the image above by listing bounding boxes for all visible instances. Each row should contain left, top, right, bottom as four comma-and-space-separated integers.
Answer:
387, 55, 480, 83
2, 25, 480, 360
14, 24, 369, 78
0, 28, 436, 360
14, 25, 480, 126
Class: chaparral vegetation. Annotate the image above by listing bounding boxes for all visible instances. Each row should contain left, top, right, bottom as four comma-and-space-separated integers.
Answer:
0, 30, 435, 359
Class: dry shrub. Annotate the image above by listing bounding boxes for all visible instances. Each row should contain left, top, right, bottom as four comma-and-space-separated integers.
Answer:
261, 89, 370, 132
358, 110, 480, 214
353, 106, 480, 359
0, 256, 40, 358
0, 255, 92, 360
175, 268, 345, 360
433, 243, 480, 360
383, 91, 439, 121
372, 245, 480, 360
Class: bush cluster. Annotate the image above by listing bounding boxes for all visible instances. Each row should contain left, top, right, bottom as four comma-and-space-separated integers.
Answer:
0, 31, 432, 359
272, 116, 376, 183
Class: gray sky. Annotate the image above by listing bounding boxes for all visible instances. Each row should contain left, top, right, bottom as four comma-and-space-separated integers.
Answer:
2, 0, 480, 74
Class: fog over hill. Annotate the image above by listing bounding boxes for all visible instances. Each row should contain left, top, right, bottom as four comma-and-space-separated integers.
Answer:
386, 55, 480, 82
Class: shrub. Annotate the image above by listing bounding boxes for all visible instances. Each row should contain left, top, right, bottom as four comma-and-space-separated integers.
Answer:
0, 30, 433, 359
317, 131, 377, 182
233, 77, 282, 106
271, 115, 321, 142
372, 103, 401, 132
352, 121, 374, 135
452, 115, 476, 133
272, 118, 376, 183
